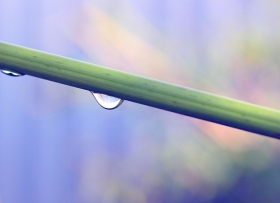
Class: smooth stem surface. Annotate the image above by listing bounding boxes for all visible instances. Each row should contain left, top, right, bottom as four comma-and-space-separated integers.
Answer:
0, 41, 280, 138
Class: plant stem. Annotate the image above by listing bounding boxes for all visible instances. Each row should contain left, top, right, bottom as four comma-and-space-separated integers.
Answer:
0, 41, 279, 138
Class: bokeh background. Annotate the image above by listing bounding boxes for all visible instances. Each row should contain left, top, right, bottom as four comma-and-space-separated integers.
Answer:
1, 0, 280, 202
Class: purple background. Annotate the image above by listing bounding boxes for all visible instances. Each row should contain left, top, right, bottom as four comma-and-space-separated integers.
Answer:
1, 0, 280, 202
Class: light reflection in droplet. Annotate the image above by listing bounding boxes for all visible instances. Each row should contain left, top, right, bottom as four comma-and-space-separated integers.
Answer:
1, 69, 25, 77
91, 91, 123, 110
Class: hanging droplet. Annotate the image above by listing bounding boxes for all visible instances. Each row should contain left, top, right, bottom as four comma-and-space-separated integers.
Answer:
91, 91, 123, 110
1, 69, 25, 77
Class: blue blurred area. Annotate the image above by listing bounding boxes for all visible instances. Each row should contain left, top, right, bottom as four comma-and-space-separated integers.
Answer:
1, 0, 280, 202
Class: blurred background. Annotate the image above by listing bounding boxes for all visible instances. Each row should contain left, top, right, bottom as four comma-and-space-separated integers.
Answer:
0, 0, 280, 202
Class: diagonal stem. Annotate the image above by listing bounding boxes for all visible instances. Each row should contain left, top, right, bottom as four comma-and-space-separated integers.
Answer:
0, 41, 280, 138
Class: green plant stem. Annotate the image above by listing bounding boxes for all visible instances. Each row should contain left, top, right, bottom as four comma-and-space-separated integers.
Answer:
0, 41, 279, 138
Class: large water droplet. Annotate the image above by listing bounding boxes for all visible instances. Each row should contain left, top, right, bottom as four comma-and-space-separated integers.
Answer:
91, 92, 123, 110
1, 69, 24, 77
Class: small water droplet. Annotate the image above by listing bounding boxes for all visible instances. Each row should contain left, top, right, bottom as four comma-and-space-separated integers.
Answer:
91, 92, 123, 110
1, 69, 24, 77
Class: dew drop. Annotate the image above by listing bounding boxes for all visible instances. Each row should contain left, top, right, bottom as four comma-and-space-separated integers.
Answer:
1, 69, 25, 77
91, 92, 123, 110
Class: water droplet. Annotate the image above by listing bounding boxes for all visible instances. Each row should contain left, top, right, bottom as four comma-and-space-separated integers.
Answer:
91, 92, 123, 110
1, 69, 24, 77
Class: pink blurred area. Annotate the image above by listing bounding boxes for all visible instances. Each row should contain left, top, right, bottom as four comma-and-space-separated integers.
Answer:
0, 0, 280, 203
